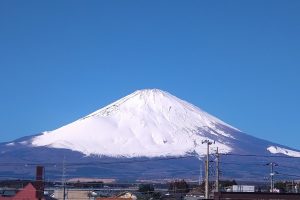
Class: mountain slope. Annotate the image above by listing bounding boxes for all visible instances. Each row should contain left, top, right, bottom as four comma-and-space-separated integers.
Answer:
28, 89, 300, 158
1, 89, 300, 180
31, 89, 236, 157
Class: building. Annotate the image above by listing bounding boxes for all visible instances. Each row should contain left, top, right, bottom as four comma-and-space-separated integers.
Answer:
214, 192, 300, 200
97, 191, 137, 200
0, 183, 56, 200
0, 166, 55, 200
227, 185, 255, 192
52, 188, 90, 200
184, 191, 205, 200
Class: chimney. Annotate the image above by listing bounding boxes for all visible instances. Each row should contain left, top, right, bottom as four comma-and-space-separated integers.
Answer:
36, 166, 44, 200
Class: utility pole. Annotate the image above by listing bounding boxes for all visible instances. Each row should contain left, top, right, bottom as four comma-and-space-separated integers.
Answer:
215, 147, 220, 193
267, 162, 278, 192
62, 156, 66, 200
199, 161, 203, 186
202, 140, 214, 199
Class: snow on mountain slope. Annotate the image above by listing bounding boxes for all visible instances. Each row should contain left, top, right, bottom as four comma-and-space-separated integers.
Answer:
31, 89, 236, 157
30, 89, 300, 158
267, 146, 300, 157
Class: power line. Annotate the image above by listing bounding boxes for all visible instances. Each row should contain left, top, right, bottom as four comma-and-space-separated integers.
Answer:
276, 172, 300, 178
222, 153, 300, 159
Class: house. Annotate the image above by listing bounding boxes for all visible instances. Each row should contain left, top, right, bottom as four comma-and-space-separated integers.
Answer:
97, 191, 137, 200
0, 183, 56, 200
184, 191, 205, 200
214, 192, 300, 200
53, 188, 90, 200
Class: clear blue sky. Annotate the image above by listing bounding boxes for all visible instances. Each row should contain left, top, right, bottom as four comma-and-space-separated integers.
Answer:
0, 1, 299, 149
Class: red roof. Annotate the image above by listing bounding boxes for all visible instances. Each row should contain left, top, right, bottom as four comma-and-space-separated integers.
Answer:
0, 183, 45, 200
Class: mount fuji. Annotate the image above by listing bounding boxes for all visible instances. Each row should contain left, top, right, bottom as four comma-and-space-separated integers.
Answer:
1, 89, 300, 181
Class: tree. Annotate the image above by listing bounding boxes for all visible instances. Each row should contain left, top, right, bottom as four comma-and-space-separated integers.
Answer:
220, 180, 237, 189
275, 181, 287, 193
138, 184, 154, 193
168, 180, 189, 193
138, 184, 162, 200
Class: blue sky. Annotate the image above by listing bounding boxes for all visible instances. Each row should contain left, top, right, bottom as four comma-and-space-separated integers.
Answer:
0, 1, 300, 149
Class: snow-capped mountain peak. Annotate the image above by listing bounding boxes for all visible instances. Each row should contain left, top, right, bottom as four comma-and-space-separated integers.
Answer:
30, 89, 238, 157
84, 89, 237, 129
